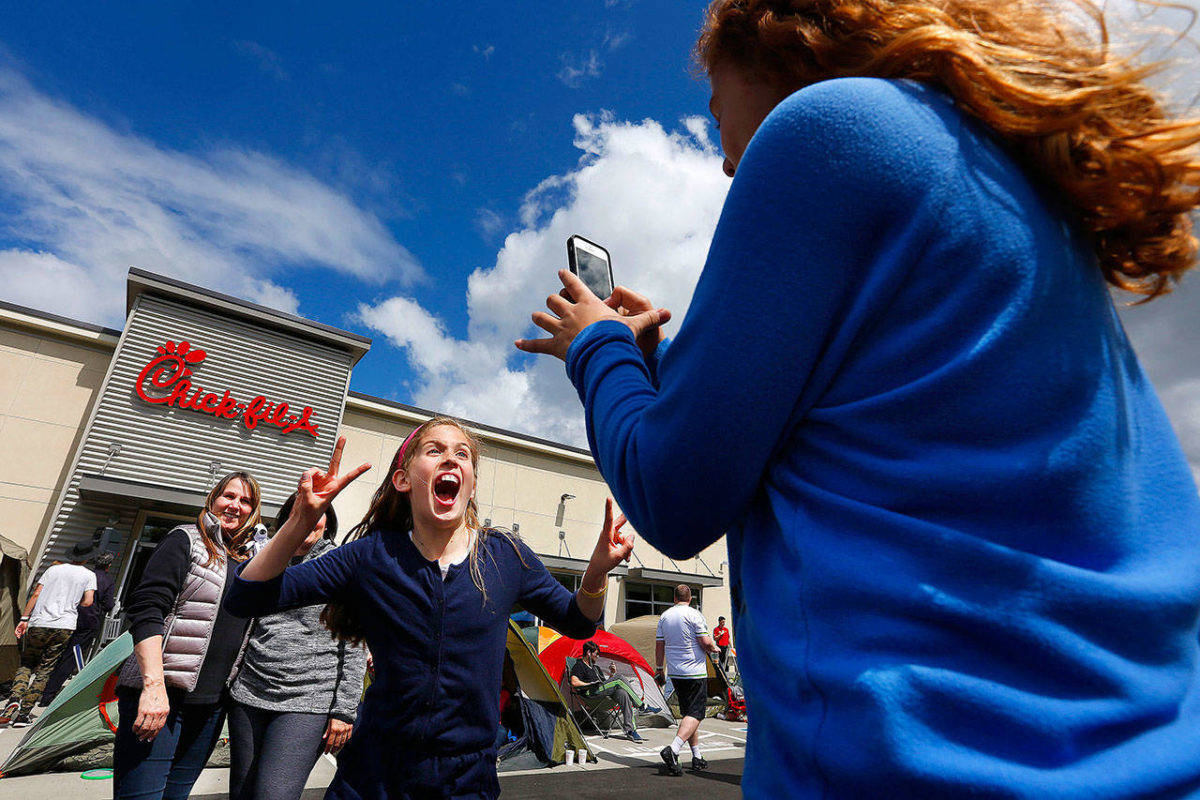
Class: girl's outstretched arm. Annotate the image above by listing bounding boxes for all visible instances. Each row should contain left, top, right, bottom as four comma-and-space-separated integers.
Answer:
227, 436, 370, 617
241, 436, 370, 583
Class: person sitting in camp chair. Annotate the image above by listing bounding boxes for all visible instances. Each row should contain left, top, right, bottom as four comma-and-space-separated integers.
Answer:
569, 641, 657, 743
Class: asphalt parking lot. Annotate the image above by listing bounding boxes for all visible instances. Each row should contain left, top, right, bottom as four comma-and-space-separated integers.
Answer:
1, 715, 747, 799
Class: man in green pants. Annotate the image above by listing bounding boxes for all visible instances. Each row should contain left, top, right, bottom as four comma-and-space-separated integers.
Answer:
569, 641, 659, 743
1, 544, 96, 728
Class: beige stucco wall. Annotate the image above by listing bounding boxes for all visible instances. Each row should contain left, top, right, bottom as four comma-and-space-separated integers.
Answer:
336, 402, 732, 627
0, 311, 113, 556
0, 313, 114, 554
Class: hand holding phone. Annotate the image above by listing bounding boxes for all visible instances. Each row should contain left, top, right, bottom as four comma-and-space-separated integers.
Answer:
567, 235, 614, 300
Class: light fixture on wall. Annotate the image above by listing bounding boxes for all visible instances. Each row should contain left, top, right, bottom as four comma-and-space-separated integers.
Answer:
99, 442, 122, 475
557, 530, 571, 558
483, 518, 492, 528
555, 493, 575, 527
512, 522, 520, 534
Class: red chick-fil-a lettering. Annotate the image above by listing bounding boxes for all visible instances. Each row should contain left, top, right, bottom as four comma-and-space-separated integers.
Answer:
133, 340, 319, 438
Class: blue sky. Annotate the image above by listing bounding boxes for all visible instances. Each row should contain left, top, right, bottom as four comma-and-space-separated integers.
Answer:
0, 1, 1198, 476
0, 1, 734, 445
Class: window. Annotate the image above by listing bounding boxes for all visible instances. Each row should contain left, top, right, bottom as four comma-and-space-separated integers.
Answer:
550, 571, 581, 593
512, 571, 582, 628
624, 581, 701, 619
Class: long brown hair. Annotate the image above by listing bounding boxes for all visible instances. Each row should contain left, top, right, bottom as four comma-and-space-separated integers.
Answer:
320, 416, 525, 644
197, 471, 262, 566
696, 0, 1200, 299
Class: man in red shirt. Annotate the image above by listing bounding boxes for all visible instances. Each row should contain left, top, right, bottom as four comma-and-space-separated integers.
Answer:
713, 616, 731, 671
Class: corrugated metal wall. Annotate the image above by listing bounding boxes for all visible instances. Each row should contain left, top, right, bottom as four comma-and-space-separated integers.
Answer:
37, 293, 354, 572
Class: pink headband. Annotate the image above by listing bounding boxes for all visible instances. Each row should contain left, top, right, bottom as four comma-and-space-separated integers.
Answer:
395, 427, 420, 471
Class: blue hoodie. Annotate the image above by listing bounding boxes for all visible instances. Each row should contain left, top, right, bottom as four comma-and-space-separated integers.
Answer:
566, 78, 1200, 798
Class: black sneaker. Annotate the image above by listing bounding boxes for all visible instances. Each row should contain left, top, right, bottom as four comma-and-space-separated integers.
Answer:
660, 745, 683, 776
689, 755, 710, 772
11, 714, 32, 728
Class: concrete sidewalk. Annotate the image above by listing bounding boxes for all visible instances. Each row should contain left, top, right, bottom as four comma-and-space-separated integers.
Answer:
0, 714, 747, 798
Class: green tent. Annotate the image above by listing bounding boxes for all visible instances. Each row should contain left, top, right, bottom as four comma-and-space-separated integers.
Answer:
1, 621, 588, 777
500, 619, 594, 768
0, 633, 131, 778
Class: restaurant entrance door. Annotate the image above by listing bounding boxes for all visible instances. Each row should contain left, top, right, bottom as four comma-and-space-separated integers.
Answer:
103, 511, 194, 647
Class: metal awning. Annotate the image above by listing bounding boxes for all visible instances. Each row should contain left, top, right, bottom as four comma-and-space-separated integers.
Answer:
626, 566, 723, 587
78, 474, 283, 520
539, 554, 628, 577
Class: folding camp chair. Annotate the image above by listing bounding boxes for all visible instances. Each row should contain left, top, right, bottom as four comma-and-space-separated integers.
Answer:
565, 657, 622, 739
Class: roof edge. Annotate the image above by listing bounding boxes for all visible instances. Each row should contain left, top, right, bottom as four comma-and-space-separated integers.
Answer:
0, 299, 121, 348
127, 268, 372, 363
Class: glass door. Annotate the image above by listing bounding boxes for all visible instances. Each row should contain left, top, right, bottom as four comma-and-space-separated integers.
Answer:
105, 512, 193, 644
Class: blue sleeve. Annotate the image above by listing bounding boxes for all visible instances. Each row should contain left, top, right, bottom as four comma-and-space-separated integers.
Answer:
516, 541, 596, 640
224, 539, 361, 618
566, 78, 946, 558
646, 337, 670, 389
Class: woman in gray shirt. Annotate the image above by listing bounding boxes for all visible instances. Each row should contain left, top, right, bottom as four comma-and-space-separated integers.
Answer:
227, 494, 367, 800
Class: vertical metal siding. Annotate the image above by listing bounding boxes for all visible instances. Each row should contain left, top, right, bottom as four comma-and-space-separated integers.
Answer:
37, 294, 354, 572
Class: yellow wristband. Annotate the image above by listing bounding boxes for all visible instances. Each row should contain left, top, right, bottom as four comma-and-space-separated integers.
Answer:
578, 582, 607, 599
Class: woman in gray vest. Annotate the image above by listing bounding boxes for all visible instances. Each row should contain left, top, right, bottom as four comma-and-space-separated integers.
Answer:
113, 471, 262, 800
227, 492, 367, 800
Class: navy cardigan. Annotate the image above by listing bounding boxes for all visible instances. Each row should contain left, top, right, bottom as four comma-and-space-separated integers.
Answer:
225, 527, 595, 795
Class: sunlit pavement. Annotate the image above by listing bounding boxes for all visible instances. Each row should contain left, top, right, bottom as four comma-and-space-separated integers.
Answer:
0, 716, 747, 799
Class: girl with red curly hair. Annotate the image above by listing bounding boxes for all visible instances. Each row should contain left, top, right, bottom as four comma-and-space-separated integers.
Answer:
519, 1, 1200, 796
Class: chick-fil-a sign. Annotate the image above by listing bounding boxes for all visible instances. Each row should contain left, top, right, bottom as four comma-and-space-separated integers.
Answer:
134, 340, 319, 437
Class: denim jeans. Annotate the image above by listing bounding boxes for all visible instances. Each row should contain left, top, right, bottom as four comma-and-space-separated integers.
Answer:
113, 688, 226, 800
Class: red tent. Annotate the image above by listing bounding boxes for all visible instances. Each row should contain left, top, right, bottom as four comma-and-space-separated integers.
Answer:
539, 629, 653, 683
538, 629, 674, 727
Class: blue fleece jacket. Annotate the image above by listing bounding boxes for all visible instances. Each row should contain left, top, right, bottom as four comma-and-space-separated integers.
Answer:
566, 78, 1200, 798
225, 528, 595, 799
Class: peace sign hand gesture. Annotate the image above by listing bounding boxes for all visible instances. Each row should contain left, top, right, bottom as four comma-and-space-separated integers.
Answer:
293, 436, 372, 527
589, 497, 635, 574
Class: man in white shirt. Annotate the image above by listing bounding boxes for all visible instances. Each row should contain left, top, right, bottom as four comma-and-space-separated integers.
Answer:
1, 543, 96, 727
655, 584, 720, 776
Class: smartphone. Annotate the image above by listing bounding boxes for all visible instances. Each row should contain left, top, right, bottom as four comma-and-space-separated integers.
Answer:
567, 235, 615, 299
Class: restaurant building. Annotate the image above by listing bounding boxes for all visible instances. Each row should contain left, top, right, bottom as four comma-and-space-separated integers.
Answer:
0, 268, 729, 659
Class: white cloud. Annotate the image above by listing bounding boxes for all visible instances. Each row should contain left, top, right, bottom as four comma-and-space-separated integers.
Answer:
0, 68, 420, 325
604, 32, 631, 51
358, 113, 729, 445
357, 101, 1200, 483
557, 51, 602, 89
474, 208, 506, 239
232, 40, 289, 82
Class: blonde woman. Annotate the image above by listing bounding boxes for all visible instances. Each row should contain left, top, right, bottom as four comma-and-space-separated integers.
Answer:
113, 471, 262, 800
518, 0, 1200, 796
